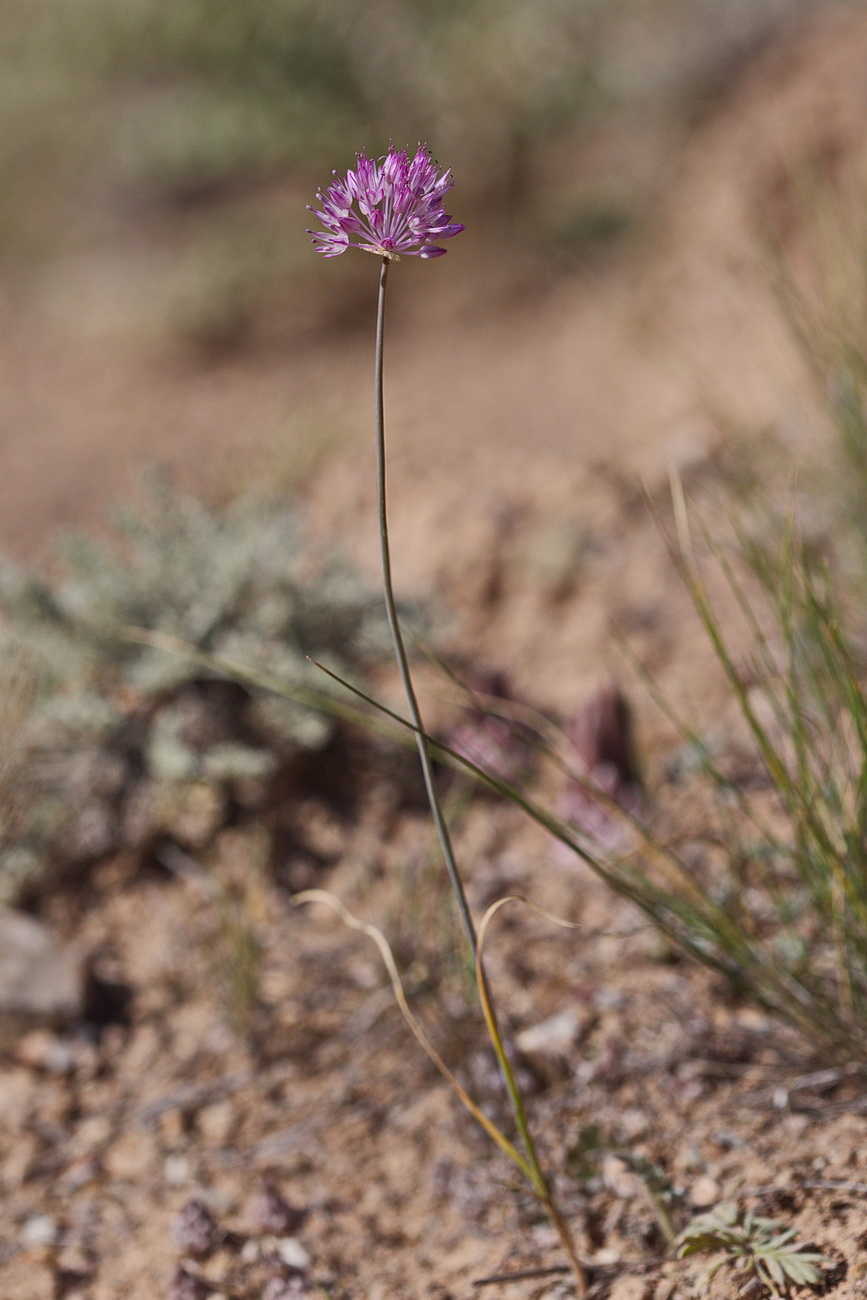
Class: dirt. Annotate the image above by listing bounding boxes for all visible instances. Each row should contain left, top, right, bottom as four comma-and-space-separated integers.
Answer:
5, 6, 867, 1298
4, 804, 867, 1300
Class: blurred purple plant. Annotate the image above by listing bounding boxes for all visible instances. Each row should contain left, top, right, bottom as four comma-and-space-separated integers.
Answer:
557, 681, 642, 853
250, 1178, 305, 1237
171, 1199, 221, 1259
166, 1266, 213, 1300
446, 670, 537, 786
307, 145, 464, 260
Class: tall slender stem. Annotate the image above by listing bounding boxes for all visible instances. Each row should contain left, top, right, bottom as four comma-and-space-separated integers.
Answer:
374, 255, 479, 957
372, 256, 586, 1298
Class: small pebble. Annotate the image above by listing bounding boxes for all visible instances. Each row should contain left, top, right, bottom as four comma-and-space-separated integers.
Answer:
262, 1279, 310, 1300
531, 1224, 559, 1250
171, 1200, 221, 1258
620, 1108, 649, 1140
56, 1245, 93, 1276
251, 1179, 305, 1236
689, 1176, 720, 1208
196, 1100, 234, 1146
515, 1007, 588, 1058
164, 1155, 193, 1186
588, 1248, 620, 1267
21, 1214, 59, 1248
680, 1146, 704, 1173
16, 1030, 77, 1073
275, 1238, 311, 1271
601, 1155, 636, 1199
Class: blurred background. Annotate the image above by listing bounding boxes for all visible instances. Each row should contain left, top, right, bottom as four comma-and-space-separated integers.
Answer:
0, 0, 852, 561
0, 0, 831, 348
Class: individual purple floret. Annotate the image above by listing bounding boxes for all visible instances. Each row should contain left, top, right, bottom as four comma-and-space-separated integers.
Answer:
445, 670, 537, 787
307, 144, 464, 260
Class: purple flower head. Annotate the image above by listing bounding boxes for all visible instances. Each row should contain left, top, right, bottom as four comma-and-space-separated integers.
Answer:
307, 145, 464, 261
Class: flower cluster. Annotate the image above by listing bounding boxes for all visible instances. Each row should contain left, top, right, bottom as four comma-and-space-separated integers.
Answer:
307, 145, 464, 260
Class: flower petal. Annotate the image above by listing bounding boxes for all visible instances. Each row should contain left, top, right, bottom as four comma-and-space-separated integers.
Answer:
308, 147, 463, 260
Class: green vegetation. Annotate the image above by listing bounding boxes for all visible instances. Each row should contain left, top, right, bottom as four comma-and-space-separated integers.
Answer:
0, 0, 819, 330
0, 475, 394, 902
675, 1202, 828, 1296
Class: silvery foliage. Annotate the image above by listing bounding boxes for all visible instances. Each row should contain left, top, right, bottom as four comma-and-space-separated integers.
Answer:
0, 475, 394, 900
675, 1202, 828, 1296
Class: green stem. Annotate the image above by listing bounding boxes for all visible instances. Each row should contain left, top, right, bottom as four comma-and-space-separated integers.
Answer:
373, 257, 587, 1299
374, 255, 478, 957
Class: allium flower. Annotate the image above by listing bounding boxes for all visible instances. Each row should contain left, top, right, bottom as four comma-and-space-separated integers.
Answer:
307, 145, 464, 260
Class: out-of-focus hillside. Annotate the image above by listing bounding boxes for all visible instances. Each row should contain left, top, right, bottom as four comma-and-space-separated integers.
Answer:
0, 4, 862, 576
0, 0, 839, 342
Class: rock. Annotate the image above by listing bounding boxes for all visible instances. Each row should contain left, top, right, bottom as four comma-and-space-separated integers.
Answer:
164, 1155, 193, 1187
554, 681, 643, 858
21, 1215, 59, 1248
516, 1007, 591, 1058
587, 1248, 621, 1267
262, 1279, 310, 1300
240, 1239, 260, 1264
0, 1069, 33, 1130
0, 910, 84, 1032
15, 1029, 84, 1073
58, 1156, 101, 1194
196, 1100, 235, 1146
689, 1175, 721, 1208
274, 1238, 311, 1271
160, 1109, 187, 1148
171, 1200, 222, 1258
161, 781, 225, 849
601, 1155, 638, 1199
515, 1006, 594, 1084
530, 1224, 559, 1250
620, 1109, 649, 1140
71, 1114, 111, 1157
104, 1131, 157, 1181
55, 1244, 94, 1280
250, 1179, 305, 1236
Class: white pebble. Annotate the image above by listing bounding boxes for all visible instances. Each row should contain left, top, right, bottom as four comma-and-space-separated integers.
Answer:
276, 1238, 311, 1270
22, 1215, 58, 1247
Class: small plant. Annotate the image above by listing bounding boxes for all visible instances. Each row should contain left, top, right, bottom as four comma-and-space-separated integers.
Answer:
0, 473, 395, 902
161, 829, 269, 1038
642, 487, 867, 1062
674, 1202, 828, 1297
614, 1150, 681, 1244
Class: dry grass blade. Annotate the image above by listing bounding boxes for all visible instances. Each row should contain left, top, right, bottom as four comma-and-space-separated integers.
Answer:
296, 888, 589, 1297
291, 888, 533, 1181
